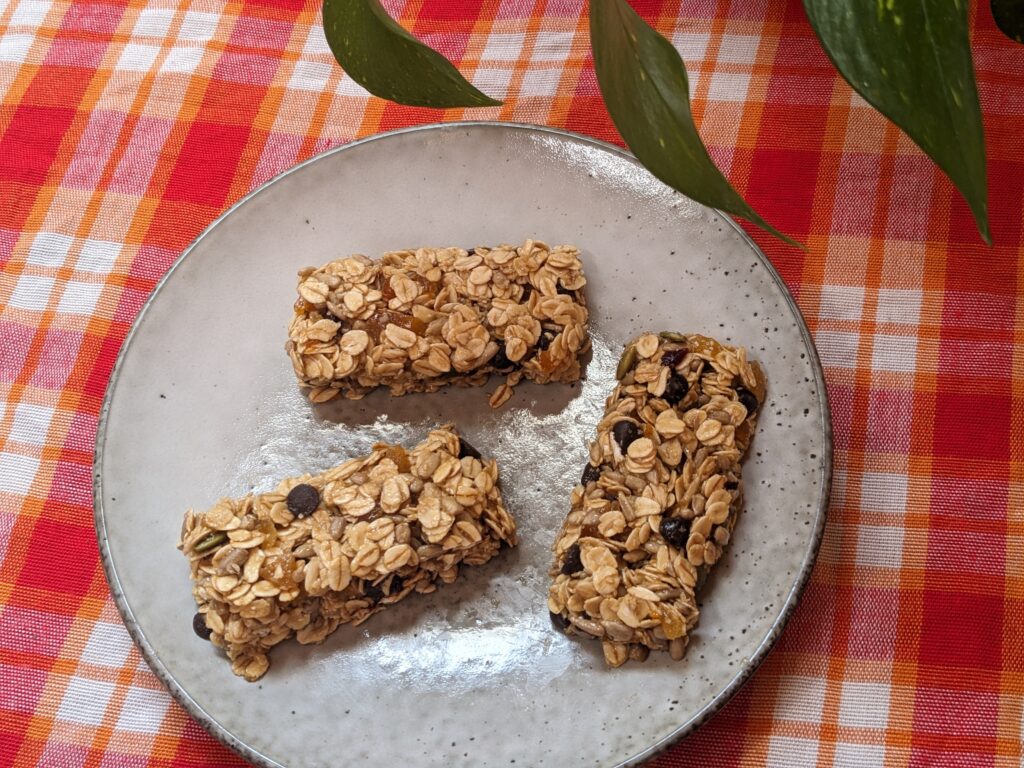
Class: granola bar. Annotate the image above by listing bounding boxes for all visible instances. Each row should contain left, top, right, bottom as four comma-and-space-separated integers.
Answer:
179, 426, 517, 681
286, 240, 589, 408
547, 332, 766, 667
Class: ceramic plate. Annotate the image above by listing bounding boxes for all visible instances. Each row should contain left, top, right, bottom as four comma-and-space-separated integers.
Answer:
95, 122, 831, 768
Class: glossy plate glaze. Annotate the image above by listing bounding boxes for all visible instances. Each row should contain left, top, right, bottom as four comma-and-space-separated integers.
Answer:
95, 123, 831, 768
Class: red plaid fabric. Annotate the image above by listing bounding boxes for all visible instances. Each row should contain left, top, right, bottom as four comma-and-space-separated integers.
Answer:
1, 0, 1021, 765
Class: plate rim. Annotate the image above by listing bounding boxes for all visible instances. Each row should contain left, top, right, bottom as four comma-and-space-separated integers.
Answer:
93, 120, 832, 768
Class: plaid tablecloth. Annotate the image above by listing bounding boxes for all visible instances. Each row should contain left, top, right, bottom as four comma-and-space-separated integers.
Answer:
1, 0, 1022, 765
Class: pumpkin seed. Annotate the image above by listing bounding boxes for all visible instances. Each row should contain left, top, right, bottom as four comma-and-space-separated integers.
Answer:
616, 344, 637, 379
195, 531, 228, 554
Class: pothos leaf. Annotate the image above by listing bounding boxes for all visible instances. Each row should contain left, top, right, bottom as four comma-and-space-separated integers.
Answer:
589, 0, 800, 247
803, 0, 991, 244
322, 0, 501, 108
992, 0, 1024, 44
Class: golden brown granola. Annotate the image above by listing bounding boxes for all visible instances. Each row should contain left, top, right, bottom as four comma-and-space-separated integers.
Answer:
179, 426, 516, 681
548, 332, 765, 666
286, 240, 589, 406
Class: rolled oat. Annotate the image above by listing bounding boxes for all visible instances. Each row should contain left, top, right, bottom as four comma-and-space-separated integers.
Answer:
179, 426, 517, 681
547, 332, 766, 666
286, 241, 589, 406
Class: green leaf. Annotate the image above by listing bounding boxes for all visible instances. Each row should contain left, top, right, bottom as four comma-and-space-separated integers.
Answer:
804, 0, 990, 244
322, 0, 501, 109
589, 0, 800, 248
992, 0, 1024, 44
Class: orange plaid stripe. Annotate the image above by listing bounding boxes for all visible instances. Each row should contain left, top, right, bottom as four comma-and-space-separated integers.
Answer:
1, 0, 1022, 765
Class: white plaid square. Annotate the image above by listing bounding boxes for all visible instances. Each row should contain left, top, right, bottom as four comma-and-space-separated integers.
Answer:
856, 525, 904, 568
57, 281, 103, 316
10, 0, 50, 28
717, 33, 760, 64
872, 334, 917, 372
839, 681, 891, 729
860, 472, 908, 515
774, 675, 827, 722
56, 677, 115, 726
819, 285, 865, 322
673, 31, 709, 62
288, 60, 333, 92
531, 31, 574, 62
876, 288, 922, 325
0, 34, 35, 63
766, 736, 819, 768
834, 743, 886, 766
337, 73, 370, 97
816, 330, 859, 369
8, 403, 53, 446
178, 11, 220, 40
8, 274, 54, 311
481, 33, 525, 61
116, 43, 161, 72
520, 68, 560, 97
301, 27, 332, 56
132, 8, 174, 39
707, 71, 750, 102
161, 46, 203, 74
28, 232, 73, 268
81, 622, 134, 668
77, 239, 121, 273
472, 67, 511, 100
0, 449, 38, 494
115, 687, 170, 733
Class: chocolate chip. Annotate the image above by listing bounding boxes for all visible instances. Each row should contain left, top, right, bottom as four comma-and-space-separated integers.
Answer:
560, 544, 583, 575
550, 611, 569, 631
364, 581, 385, 602
458, 437, 481, 460
661, 348, 687, 369
612, 420, 641, 451
490, 346, 518, 372
659, 517, 690, 549
287, 483, 320, 518
663, 374, 689, 406
736, 387, 760, 414
193, 612, 212, 640
536, 332, 553, 351
581, 464, 601, 485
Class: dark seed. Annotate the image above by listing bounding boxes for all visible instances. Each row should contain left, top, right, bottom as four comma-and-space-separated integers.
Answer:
287, 483, 320, 518
550, 611, 570, 631
725, 480, 739, 491
581, 464, 601, 485
193, 612, 212, 640
466, 247, 476, 255
560, 544, 583, 575
490, 346, 517, 372
661, 348, 687, 369
659, 517, 690, 549
612, 420, 641, 451
521, 284, 533, 302
736, 387, 760, 414
662, 374, 689, 406
458, 437, 481, 460
696, 566, 709, 592
537, 333, 553, 351
364, 581, 385, 602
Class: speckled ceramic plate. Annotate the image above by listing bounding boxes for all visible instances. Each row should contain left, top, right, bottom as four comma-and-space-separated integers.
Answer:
95, 122, 830, 768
